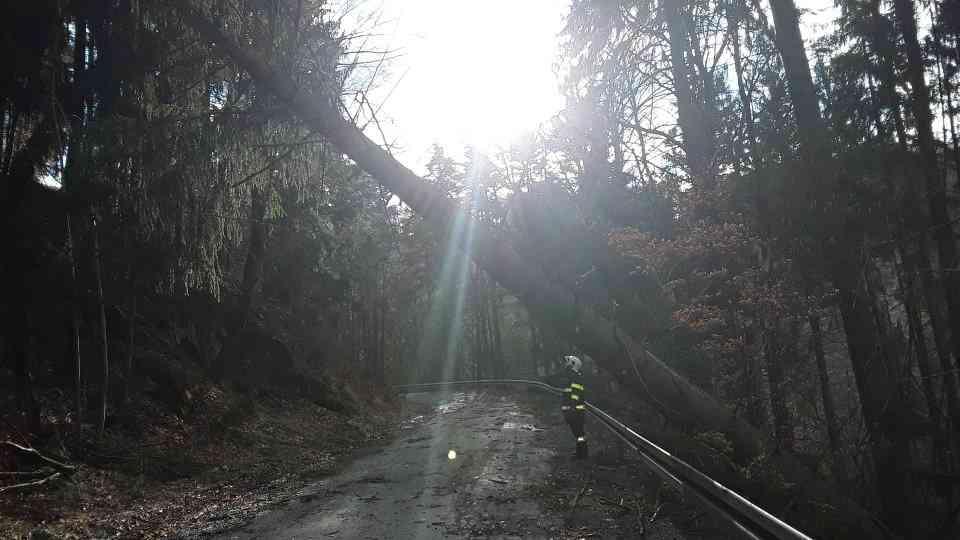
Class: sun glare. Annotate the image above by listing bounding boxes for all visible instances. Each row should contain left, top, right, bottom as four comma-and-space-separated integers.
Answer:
344, 0, 565, 164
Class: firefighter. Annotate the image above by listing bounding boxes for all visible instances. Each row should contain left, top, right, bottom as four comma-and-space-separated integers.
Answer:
560, 355, 588, 459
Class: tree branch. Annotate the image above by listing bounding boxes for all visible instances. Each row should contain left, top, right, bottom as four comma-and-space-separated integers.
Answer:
2, 441, 77, 476
0, 472, 62, 494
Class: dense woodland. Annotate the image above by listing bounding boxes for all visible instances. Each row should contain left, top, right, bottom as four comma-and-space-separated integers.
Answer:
4, 0, 960, 537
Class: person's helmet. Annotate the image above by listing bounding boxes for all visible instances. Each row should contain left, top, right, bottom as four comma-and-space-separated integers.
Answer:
563, 355, 582, 372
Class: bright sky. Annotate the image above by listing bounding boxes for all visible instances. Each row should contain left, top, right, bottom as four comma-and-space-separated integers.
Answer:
338, 0, 566, 170
337, 0, 836, 173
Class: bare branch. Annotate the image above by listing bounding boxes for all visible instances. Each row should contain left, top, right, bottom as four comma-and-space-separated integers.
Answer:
2, 441, 77, 476
0, 472, 62, 494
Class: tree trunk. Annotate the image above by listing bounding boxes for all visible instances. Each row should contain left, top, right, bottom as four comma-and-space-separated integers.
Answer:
92, 214, 109, 437
740, 322, 766, 428
764, 321, 792, 451
809, 314, 845, 481
177, 6, 888, 534
770, 0, 912, 532
125, 275, 137, 405
916, 240, 960, 429
2, 112, 58, 421
896, 245, 952, 470
665, 0, 714, 187
490, 282, 505, 378
65, 11, 88, 427
378, 273, 387, 383
897, 249, 942, 424
237, 185, 268, 328
215, 185, 268, 378
767, 0, 826, 158
892, 0, 960, 393
832, 258, 909, 534
728, 0, 757, 168
66, 215, 82, 424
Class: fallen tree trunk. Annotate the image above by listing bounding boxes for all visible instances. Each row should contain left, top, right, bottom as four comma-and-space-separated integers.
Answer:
172, 3, 887, 536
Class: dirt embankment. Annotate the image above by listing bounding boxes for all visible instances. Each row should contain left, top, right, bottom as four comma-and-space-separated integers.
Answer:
0, 382, 408, 539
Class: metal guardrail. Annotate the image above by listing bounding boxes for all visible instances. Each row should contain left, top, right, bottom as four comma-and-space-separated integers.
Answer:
395, 379, 812, 540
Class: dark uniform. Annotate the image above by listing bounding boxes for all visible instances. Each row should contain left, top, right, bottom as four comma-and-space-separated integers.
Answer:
561, 367, 588, 459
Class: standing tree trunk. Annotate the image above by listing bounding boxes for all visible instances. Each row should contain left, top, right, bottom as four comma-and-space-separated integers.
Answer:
65, 11, 88, 427
767, 0, 827, 158
2, 112, 58, 421
490, 282, 504, 378
809, 314, 845, 482
728, 0, 757, 168
892, 0, 960, 387
92, 213, 109, 437
831, 256, 909, 533
66, 215, 83, 424
215, 185, 268, 378
769, 0, 910, 532
916, 241, 960, 429
125, 273, 137, 404
665, 0, 715, 188
764, 321, 793, 451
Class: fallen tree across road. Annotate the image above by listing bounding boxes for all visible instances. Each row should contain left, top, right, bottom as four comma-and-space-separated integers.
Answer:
170, 2, 889, 536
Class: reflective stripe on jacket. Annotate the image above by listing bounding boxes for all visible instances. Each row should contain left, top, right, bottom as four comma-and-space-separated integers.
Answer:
561, 371, 586, 411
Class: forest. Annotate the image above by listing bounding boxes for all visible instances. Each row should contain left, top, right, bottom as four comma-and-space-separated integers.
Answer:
3, 0, 960, 538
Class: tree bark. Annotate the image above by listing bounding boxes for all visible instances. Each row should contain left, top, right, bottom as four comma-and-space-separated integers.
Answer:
916, 239, 960, 428
728, 0, 757, 168
92, 213, 109, 437
490, 281, 505, 378
215, 185, 268, 378
764, 321, 793, 451
832, 257, 909, 534
125, 275, 137, 405
665, 0, 715, 187
66, 215, 82, 424
65, 11, 88, 427
768, 0, 827, 158
809, 314, 845, 481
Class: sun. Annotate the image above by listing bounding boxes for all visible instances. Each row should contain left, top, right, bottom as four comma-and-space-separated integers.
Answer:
344, 0, 566, 163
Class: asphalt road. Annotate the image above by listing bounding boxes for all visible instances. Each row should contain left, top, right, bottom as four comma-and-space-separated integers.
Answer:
210, 390, 570, 539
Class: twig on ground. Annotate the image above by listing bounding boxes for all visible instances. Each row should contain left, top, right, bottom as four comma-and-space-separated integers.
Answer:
637, 499, 647, 536
648, 501, 664, 523
0, 472, 62, 494
571, 484, 588, 509
598, 496, 632, 513
0, 469, 53, 477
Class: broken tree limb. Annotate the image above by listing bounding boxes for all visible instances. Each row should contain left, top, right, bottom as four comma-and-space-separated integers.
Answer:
0, 469, 54, 477
2, 441, 77, 476
171, 3, 887, 536
0, 472, 62, 494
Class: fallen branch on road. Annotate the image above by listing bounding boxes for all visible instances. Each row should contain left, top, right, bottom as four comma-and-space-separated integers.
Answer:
598, 496, 632, 513
571, 484, 588, 509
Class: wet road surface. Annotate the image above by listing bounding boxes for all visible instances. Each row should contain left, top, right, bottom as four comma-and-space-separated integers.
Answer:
212, 390, 568, 539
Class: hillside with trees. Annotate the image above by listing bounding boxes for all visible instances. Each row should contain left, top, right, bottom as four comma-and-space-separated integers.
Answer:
3, 0, 960, 537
